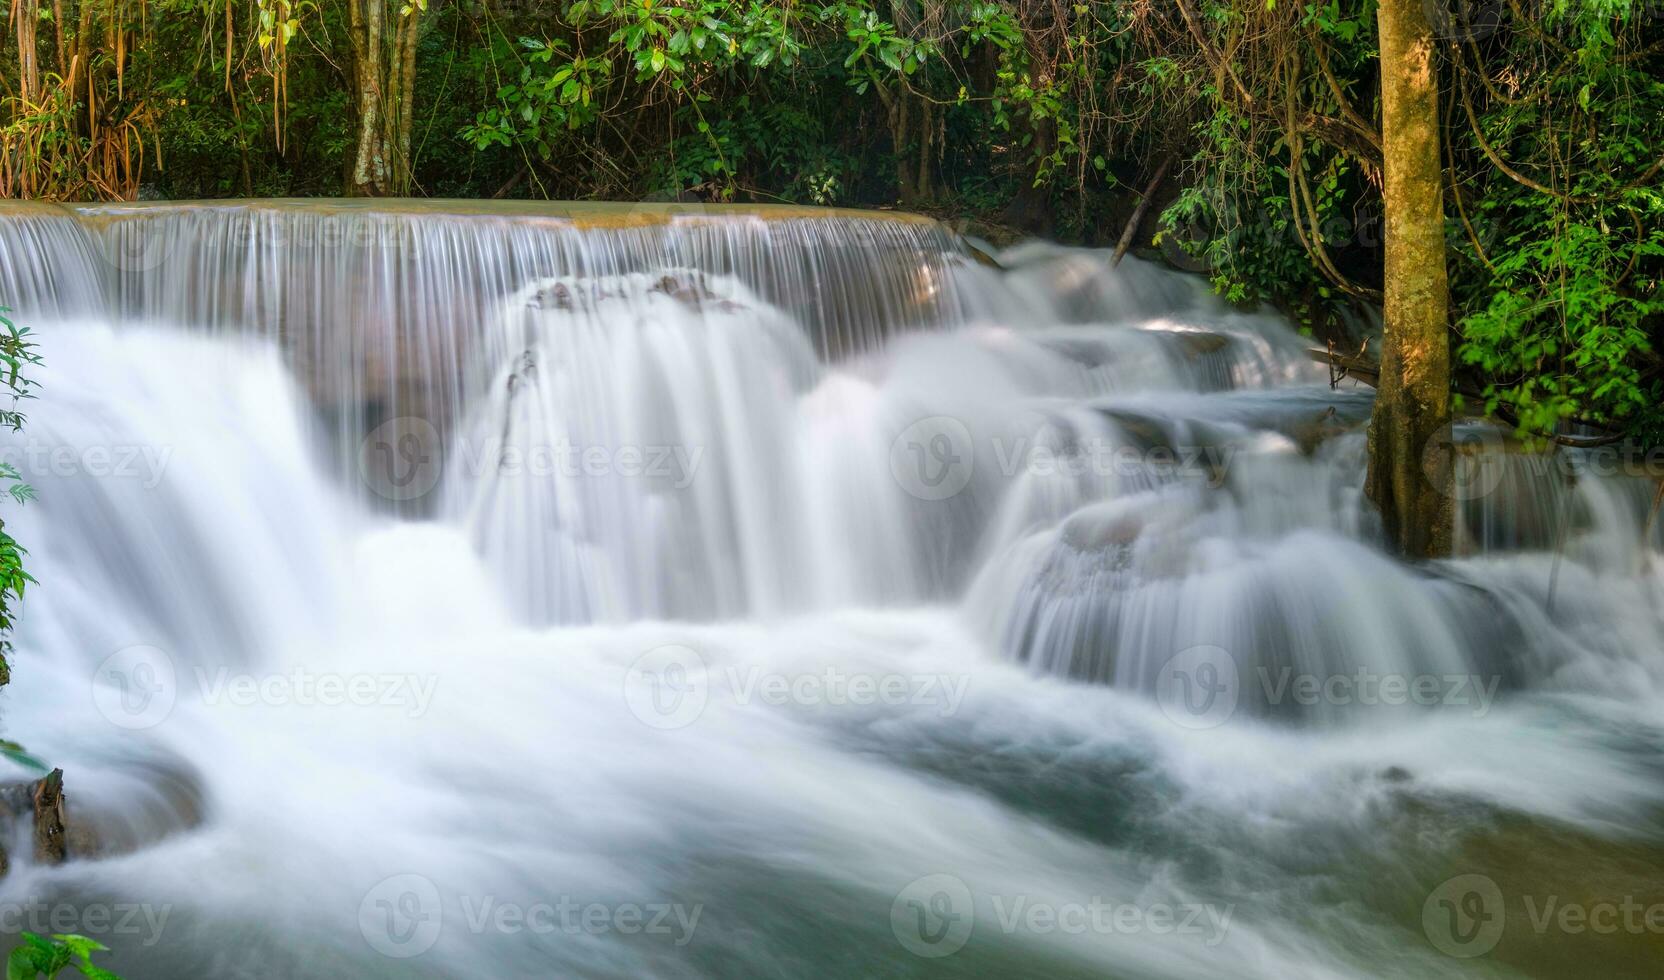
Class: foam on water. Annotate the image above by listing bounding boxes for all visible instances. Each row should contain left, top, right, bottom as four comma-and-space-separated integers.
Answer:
0, 201, 1658, 978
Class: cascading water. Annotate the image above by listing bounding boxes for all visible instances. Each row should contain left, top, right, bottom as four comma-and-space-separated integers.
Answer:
0, 200, 1660, 979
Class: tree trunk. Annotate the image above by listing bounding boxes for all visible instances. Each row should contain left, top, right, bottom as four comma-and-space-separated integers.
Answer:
1366, 0, 1453, 558
346, 0, 420, 196
14, 0, 39, 108
880, 86, 936, 207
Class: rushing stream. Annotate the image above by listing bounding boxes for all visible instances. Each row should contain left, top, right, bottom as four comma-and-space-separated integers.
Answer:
0, 200, 1660, 978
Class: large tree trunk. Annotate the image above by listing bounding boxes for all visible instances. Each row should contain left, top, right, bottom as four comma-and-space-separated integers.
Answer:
1366, 0, 1453, 558
877, 86, 939, 207
346, 0, 420, 196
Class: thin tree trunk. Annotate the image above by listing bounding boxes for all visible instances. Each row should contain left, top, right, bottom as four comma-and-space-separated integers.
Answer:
346, 0, 419, 195
395, 8, 419, 194
1113, 153, 1175, 265
1366, 0, 1453, 558
14, 0, 39, 106
351, 0, 386, 194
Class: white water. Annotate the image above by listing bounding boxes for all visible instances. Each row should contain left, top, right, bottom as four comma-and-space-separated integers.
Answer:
0, 201, 1661, 978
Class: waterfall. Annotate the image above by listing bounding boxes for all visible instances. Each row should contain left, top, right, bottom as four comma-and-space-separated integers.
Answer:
0, 200, 1659, 979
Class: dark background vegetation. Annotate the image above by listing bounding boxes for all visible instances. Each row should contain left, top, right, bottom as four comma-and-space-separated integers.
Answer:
0, 0, 1660, 442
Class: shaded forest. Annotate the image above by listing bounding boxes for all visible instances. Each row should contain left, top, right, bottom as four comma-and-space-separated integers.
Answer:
0, 0, 1660, 452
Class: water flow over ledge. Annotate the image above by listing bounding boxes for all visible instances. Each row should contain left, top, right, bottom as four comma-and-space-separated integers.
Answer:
0, 201, 1659, 979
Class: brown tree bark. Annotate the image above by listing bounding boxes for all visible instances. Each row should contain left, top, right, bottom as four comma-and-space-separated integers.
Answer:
13, 0, 40, 107
875, 84, 938, 207
31, 768, 65, 864
1365, 0, 1453, 558
346, 0, 420, 196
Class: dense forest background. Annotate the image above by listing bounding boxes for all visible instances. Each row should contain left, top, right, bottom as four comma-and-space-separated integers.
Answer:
0, 0, 1660, 446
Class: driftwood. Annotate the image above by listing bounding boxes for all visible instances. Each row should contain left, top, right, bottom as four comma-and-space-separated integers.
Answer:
32, 769, 66, 864
0, 768, 70, 875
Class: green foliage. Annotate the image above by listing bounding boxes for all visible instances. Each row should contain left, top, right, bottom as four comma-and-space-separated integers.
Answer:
456, 0, 1050, 203
2, 0, 1658, 447
1155, 0, 1662, 442
5, 933, 121, 980
1443, 1, 1664, 442
0, 739, 49, 775
0, 311, 40, 687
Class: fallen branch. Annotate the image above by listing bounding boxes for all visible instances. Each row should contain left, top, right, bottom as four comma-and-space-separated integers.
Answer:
1113, 153, 1175, 267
